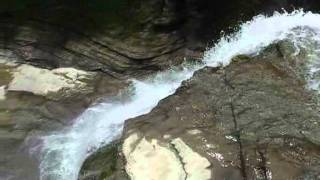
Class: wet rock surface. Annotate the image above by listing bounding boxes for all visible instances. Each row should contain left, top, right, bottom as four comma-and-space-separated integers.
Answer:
81, 42, 320, 180
0, 61, 128, 179
79, 141, 122, 180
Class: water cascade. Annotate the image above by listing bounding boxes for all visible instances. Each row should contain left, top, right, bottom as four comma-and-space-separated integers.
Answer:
36, 10, 320, 179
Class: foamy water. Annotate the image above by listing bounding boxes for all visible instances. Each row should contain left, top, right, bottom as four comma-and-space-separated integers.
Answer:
35, 10, 320, 180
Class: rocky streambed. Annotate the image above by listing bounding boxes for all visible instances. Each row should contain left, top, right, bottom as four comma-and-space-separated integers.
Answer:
1, 1, 320, 180
80, 40, 320, 180
0, 61, 129, 179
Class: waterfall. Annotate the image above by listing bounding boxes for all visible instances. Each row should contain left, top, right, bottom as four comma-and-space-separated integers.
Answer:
36, 10, 320, 180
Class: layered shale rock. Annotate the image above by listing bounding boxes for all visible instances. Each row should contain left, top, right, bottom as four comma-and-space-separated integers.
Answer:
1, 0, 319, 78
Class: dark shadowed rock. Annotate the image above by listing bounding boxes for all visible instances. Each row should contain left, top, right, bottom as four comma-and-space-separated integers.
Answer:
79, 141, 129, 180
0, 0, 320, 78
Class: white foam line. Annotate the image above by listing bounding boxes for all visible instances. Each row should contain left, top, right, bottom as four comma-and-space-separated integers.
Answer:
35, 10, 320, 180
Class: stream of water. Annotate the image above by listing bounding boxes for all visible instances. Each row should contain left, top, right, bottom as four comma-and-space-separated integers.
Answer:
35, 10, 320, 180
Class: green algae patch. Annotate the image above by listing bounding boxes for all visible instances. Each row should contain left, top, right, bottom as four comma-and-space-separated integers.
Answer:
0, 110, 12, 128
0, 64, 14, 86
80, 142, 120, 180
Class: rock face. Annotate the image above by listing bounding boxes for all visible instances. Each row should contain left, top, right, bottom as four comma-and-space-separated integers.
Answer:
0, 0, 319, 77
123, 134, 211, 180
123, 134, 188, 180
1, 1, 320, 180
0, 61, 128, 179
81, 41, 320, 179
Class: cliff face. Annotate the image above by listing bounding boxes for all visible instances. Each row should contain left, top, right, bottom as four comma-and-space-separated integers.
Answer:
0, 0, 319, 76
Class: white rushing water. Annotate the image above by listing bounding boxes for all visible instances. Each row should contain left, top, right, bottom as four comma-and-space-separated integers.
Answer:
37, 10, 320, 180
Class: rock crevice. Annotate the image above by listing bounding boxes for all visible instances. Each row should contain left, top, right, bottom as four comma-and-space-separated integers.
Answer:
121, 133, 211, 180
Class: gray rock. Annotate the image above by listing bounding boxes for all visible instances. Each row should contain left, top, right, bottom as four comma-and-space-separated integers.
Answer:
87, 41, 320, 180
0, 63, 129, 179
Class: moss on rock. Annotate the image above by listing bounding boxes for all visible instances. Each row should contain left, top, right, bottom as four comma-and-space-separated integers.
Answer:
79, 141, 120, 180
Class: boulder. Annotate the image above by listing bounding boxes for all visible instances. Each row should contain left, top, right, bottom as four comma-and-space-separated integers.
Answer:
79, 141, 122, 180
122, 134, 212, 180
123, 134, 187, 180
84, 41, 320, 179
8, 64, 96, 100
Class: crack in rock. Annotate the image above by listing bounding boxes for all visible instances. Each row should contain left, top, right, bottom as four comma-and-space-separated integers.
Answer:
123, 134, 211, 180
169, 142, 189, 180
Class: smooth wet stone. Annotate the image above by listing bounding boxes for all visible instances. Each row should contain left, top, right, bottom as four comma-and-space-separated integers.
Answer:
123, 134, 186, 180
122, 134, 211, 180
0, 86, 6, 100
8, 64, 96, 100
79, 141, 121, 180
171, 138, 211, 180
